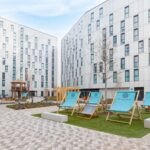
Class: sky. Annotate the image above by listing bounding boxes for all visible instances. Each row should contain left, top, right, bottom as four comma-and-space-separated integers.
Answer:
0, 0, 105, 38
0, 0, 105, 85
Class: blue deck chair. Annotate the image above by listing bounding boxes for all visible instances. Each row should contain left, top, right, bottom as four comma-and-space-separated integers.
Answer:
143, 92, 150, 107
78, 92, 103, 119
58, 91, 80, 116
22, 92, 28, 97
106, 91, 141, 125
142, 92, 150, 112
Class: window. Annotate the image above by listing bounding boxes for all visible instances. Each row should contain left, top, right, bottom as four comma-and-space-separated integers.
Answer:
125, 70, 130, 82
133, 29, 139, 41
149, 38, 150, 52
134, 69, 139, 81
2, 58, 5, 65
113, 72, 117, 83
148, 10, 150, 23
2, 72, 5, 87
113, 35, 117, 46
109, 13, 113, 25
93, 74, 97, 84
91, 12, 94, 22
124, 6, 129, 18
120, 20, 125, 33
34, 81, 37, 88
88, 34, 91, 43
109, 60, 113, 71
103, 73, 106, 83
138, 40, 144, 53
88, 24, 91, 33
93, 63, 97, 73
134, 55, 139, 68
90, 43, 94, 63
121, 58, 125, 69
5, 65, 8, 72
125, 44, 129, 56
109, 25, 113, 36
133, 15, 139, 28
99, 7, 103, 18
0, 21, 3, 28
99, 62, 103, 72
96, 20, 100, 29
149, 53, 150, 66
109, 49, 113, 59
121, 33, 125, 44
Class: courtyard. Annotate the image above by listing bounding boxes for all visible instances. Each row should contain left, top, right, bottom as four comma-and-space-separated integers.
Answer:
0, 104, 150, 150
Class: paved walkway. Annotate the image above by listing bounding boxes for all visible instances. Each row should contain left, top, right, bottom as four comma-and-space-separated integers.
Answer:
0, 105, 150, 150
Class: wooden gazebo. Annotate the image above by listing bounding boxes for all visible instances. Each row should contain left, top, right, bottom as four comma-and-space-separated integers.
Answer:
11, 80, 27, 99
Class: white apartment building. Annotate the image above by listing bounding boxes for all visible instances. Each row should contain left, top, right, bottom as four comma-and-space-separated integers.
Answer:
61, 0, 150, 99
0, 17, 57, 97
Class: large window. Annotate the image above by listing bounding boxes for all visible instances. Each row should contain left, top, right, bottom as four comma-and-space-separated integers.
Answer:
121, 33, 125, 44
133, 28, 139, 41
124, 6, 129, 18
134, 55, 139, 68
113, 72, 117, 83
109, 13, 113, 25
88, 24, 91, 33
93, 74, 97, 84
109, 25, 113, 36
138, 40, 144, 53
96, 20, 100, 30
120, 20, 125, 33
93, 63, 97, 73
121, 58, 125, 69
2, 72, 5, 87
134, 69, 139, 81
90, 43, 94, 63
99, 7, 103, 18
109, 60, 113, 71
133, 15, 139, 28
125, 70, 130, 82
148, 10, 150, 23
113, 35, 117, 46
99, 62, 103, 72
91, 12, 94, 22
125, 44, 129, 56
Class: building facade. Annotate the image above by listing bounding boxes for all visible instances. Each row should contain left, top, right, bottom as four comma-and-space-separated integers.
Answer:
61, 0, 150, 99
0, 17, 57, 97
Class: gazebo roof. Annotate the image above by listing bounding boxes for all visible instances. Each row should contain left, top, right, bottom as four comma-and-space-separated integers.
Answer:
11, 80, 26, 84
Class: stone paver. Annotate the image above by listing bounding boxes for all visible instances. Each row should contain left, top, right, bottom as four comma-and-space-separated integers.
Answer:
0, 105, 150, 150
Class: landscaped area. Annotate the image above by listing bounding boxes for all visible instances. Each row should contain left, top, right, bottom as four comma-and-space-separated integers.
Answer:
32, 111, 150, 138
7, 102, 56, 110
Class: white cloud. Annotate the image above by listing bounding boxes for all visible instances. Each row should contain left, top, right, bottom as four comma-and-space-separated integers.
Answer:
0, 0, 105, 17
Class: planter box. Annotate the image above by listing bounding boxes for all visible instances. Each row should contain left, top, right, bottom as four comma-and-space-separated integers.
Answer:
41, 112, 68, 123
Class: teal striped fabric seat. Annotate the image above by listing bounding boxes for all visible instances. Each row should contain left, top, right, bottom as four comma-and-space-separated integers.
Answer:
60, 92, 80, 108
87, 92, 103, 104
22, 92, 28, 97
108, 91, 136, 113
143, 92, 150, 106
80, 92, 102, 116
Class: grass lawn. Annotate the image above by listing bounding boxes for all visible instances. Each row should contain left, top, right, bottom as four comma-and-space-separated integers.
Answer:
32, 111, 150, 138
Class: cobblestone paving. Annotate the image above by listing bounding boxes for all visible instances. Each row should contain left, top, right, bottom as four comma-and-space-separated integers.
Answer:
0, 105, 150, 150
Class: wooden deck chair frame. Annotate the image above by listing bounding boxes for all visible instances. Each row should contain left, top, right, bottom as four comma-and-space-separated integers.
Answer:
77, 92, 103, 120
57, 91, 80, 116
106, 91, 142, 125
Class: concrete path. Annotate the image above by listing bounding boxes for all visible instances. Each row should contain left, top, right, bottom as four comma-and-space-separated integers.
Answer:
0, 105, 150, 150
